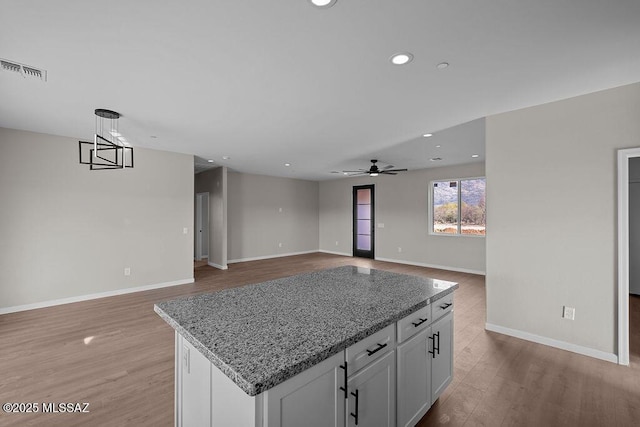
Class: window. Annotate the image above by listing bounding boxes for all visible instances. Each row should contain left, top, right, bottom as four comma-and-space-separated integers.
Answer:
431, 177, 485, 236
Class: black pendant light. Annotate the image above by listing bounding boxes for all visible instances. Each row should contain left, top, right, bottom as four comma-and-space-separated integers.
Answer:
79, 109, 133, 170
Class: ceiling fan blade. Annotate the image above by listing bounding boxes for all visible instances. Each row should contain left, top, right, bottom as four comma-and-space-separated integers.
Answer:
384, 168, 408, 172
342, 170, 367, 173
381, 172, 398, 175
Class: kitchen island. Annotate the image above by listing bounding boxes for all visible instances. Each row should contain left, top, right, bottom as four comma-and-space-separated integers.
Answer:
155, 266, 457, 427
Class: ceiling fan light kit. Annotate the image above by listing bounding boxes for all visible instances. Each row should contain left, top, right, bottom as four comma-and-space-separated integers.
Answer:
342, 159, 408, 177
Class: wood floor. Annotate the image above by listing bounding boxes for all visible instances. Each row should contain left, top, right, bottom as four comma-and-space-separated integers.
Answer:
0, 253, 638, 426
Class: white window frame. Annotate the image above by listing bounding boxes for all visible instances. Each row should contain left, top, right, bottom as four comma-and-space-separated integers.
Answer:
428, 176, 486, 237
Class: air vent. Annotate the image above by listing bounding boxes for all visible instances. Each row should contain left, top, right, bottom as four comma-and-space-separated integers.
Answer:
1, 60, 21, 73
0, 58, 47, 81
23, 66, 44, 79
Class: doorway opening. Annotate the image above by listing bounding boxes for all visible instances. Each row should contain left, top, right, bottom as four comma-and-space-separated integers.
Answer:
353, 185, 375, 259
617, 148, 640, 366
195, 192, 209, 262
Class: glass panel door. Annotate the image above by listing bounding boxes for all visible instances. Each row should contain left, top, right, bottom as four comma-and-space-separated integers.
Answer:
353, 185, 374, 258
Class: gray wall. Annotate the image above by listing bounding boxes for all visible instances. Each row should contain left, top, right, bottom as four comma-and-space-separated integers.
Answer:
319, 163, 486, 274
195, 166, 228, 269
227, 172, 319, 262
0, 127, 194, 311
486, 82, 640, 356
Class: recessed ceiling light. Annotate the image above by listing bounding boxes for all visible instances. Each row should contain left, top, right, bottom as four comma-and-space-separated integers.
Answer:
423, 133, 433, 138
207, 159, 214, 163
430, 157, 442, 161
309, 0, 337, 8
390, 53, 413, 65
471, 154, 479, 158
284, 163, 291, 167
222, 156, 231, 160
110, 131, 122, 137
435, 145, 441, 148
436, 62, 449, 69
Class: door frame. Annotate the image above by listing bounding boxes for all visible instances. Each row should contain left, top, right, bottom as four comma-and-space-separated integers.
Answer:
353, 184, 375, 259
616, 147, 640, 366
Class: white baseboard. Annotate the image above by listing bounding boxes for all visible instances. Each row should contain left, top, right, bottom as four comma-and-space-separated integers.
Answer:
227, 250, 318, 264
318, 250, 352, 257
208, 261, 228, 270
374, 256, 486, 276
0, 278, 195, 315
485, 323, 618, 364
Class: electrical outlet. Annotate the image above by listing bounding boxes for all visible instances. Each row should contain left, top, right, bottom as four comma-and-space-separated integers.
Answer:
183, 227, 188, 235
398, 247, 402, 253
335, 241, 339, 246
278, 242, 283, 248
563, 306, 575, 320
378, 223, 385, 228
124, 267, 131, 276
183, 345, 190, 373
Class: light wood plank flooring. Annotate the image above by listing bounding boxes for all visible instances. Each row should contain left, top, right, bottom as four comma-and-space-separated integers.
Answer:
0, 253, 638, 426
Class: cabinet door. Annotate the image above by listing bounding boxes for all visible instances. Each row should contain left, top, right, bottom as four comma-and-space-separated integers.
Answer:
430, 312, 453, 404
177, 334, 211, 427
396, 328, 431, 427
347, 350, 396, 427
265, 351, 345, 427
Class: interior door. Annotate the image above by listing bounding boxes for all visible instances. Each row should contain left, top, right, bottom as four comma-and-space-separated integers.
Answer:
353, 185, 374, 259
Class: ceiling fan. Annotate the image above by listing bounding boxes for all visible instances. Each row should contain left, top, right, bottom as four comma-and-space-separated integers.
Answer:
343, 159, 408, 176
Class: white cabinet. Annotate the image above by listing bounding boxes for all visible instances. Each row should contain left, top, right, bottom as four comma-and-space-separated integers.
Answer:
347, 350, 396, 427
265, 351, 345, 427
431, 293, 453, 322
396, 305, 431, 343
176, 335, 211, 427
396, 307, 454, 426
430, 312, 453, 403
346, 324, 395, 374
174, 296, 454, 427
396, 329, 431, 427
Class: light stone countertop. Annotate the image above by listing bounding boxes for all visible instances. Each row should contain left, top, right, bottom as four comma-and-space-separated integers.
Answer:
154, 265, 458, 396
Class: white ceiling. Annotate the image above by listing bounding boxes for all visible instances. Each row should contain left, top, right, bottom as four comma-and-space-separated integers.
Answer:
1, 0, 639, 181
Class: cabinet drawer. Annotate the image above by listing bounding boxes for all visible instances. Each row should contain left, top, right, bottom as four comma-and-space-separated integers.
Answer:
397, 305, 432, 343
346, 323, 395, 375
432, 293, 454, 321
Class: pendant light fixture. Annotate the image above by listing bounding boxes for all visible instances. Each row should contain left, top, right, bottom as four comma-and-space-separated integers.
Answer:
79, 109, 133, 170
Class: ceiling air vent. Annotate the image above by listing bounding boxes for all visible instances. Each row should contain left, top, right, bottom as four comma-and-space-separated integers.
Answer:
0, 58, 47, 81
1, 60, 21, 73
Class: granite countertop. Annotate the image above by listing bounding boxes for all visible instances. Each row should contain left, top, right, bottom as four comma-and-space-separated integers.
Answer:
154, 265, 458, 396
